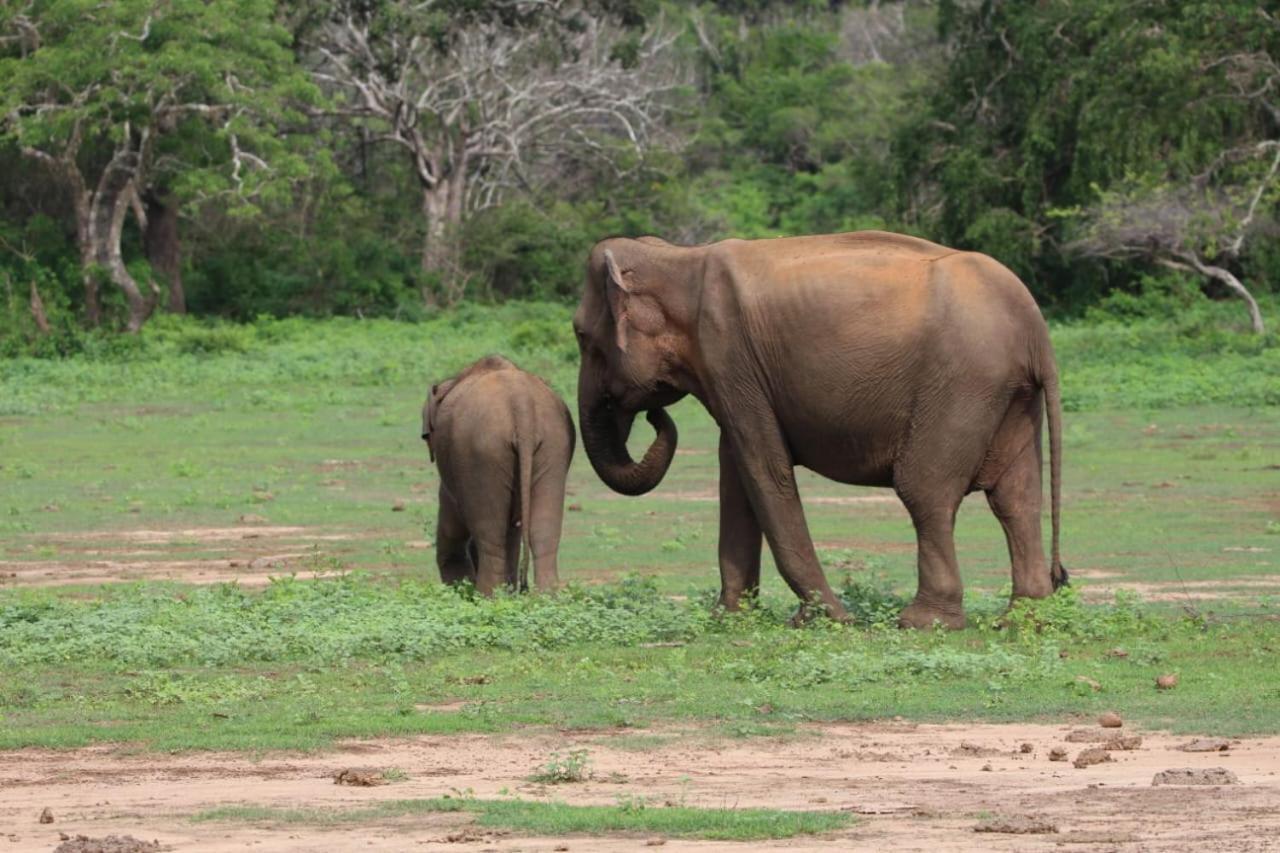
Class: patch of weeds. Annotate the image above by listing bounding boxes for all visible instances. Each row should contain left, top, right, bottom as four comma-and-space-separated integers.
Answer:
529, 748, 591, 784
837, 573, 911, 626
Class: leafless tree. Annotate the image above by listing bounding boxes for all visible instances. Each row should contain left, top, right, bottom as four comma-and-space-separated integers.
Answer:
1068, 143, 1278, 336
307, 1, 687, 296
839, 0, 938, 68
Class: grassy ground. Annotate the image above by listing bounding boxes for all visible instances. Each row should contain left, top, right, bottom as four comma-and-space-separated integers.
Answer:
1, 301, 1278, 753
192, 797, 855, 840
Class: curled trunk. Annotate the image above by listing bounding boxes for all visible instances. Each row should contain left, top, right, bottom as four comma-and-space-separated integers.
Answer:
579, 399, 678, 496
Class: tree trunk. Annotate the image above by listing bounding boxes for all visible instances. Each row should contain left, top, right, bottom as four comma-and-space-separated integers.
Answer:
420, 183, 450, 274
144, 192, 185, 314
73, 188, 101, 327
418, 159, 471, 305
1167, 254, 1267, 336
66, 134, 157, 333
28, 279, 50, 335
86, 179, 158, 334
1192, 258, 1265, 336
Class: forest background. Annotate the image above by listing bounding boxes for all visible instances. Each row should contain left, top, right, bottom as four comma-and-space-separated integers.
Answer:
2, 0, 1278, 350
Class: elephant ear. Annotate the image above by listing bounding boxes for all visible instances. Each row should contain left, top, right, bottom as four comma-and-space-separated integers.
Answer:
424, 378, 457, 462
603, 248, 631, 352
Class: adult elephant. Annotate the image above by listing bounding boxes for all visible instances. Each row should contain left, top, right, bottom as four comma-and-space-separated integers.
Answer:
572, 231, 1066, 629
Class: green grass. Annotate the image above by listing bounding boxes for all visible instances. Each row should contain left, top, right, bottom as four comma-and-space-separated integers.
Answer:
1, 303, 1278, 753
192, 796, 854, 840
1, 576, 1278, 749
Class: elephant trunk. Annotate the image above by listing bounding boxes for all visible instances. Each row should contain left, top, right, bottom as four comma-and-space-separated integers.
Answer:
579, 396, 677, 497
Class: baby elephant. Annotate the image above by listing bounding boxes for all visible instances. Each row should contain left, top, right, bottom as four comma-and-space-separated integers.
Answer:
421, 355, 575, 594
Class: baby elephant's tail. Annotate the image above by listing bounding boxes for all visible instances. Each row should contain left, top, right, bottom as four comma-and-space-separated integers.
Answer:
516, 431, 535, 592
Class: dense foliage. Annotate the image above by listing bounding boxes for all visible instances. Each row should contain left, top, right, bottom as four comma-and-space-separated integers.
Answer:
2, 0, 1277, 344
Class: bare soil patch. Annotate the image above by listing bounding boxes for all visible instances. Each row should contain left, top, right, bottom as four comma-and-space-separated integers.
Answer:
2, 722, 1279, 851
0, 527, 354, 588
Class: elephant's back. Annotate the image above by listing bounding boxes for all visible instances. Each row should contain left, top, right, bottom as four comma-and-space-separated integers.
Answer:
446, 369, 573, 451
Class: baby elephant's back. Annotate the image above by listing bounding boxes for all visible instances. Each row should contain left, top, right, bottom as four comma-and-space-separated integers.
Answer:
446, 368, 574, 464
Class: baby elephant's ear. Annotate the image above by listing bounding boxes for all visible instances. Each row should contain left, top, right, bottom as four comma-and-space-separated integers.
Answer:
423, 383, 441, 461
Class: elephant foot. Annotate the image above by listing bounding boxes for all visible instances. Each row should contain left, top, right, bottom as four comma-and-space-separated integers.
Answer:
1011, 577, 1055, 601
788, 599, 852, 627
898, 599, 966, 630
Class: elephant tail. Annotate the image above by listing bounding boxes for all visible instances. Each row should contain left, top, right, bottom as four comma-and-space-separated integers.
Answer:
1042, 361, 1068, 590
516, 429, 535, 593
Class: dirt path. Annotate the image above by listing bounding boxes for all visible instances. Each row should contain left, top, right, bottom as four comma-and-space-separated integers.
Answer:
2, 722, 1278, 851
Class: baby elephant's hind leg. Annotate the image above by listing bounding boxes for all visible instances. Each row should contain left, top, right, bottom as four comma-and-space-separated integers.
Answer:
526, 471, 567, 591
436, 488, 475, 585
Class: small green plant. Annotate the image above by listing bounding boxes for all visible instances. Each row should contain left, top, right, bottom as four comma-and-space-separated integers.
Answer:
529, 749, 591, 784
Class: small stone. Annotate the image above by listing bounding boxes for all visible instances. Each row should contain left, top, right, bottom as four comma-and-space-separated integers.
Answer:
981, 763, 993, 771
1102, 734, 1142, 751
38, 808, 53, 824
1049, 747, 1068, 761
1019, 742, 1034, 754
1098, 711, 1123, 728
1177, 738, 1230, 753
1065, 728, 1109, 743
1156, 673, 1179, 690
391, 500, 406, 512
554, 846, 569, 852
1073, 748, 1111, 768
333, 769, 384, 787
645, 839, 667, 847
1152, 767, 1238, 786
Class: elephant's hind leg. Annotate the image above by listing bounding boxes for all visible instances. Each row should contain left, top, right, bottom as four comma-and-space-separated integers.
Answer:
896, 494, 967, 630
893, 404, 1000, 630
983, 400, 1053, 601
462, 488, 517, 596
436, 487, 475, 586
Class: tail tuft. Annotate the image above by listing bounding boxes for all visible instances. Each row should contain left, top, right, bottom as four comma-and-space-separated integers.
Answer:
1051, 561, 1069, 590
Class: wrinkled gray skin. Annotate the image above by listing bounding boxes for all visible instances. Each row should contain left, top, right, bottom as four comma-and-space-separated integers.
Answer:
422, 355, 575, 594
573, 231, 1066, 629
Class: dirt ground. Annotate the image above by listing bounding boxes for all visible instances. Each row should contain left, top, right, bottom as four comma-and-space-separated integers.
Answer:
2, 721, 1279, 852
4, 524, 1275, 603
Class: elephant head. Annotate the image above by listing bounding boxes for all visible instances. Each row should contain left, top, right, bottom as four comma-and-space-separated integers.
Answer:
573, 239, 689, 496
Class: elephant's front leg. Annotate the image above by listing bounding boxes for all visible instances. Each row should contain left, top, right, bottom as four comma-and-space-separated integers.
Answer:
435, 486, 475, 585
720, 402, 849, 623
718, 434, 762, 610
